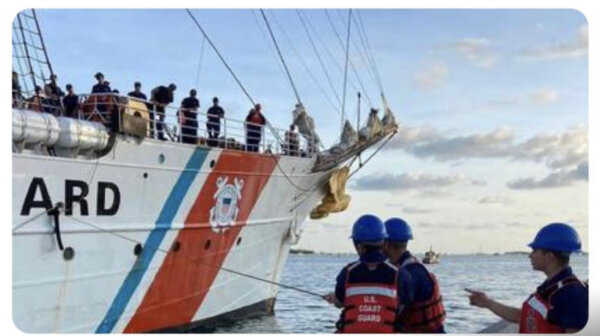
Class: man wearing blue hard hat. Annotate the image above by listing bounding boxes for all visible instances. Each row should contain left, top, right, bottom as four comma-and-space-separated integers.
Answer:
383, 217, 447, 333
466, 223, 588, 333
324, 214, 413, 333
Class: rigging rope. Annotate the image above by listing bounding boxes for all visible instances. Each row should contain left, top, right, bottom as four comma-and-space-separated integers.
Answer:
185, 9, 296, 154
331, 10, 379, 92
324, 10, 374, 109
32, 9, 55, 79
194, 35, 206, 89
16, 13, 39, 95
12, 35, 32, 95
296, 10, 343, 110
271, 11, 341, 116
66, 214, 325, 299
259, 9, 302, 106
21, 13, 47, 83
355, 10, 386, 98
185, 9, 256, 107
341, 9, 352, 136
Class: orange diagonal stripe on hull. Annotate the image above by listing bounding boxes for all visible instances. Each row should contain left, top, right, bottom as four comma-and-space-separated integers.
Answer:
124, 151, 278, 332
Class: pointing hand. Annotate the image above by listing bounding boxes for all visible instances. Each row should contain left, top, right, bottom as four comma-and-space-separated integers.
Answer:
465, 288, 490, 308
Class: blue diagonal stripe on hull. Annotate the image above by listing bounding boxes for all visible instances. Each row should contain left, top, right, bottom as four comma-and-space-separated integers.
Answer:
96, 148, 209, 333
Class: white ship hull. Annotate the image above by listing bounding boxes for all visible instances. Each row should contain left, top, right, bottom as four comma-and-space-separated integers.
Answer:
13, 136, 330, 332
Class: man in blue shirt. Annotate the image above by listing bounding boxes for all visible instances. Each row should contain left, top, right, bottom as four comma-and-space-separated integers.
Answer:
206, 97, 225, 147
384, 218, 446, 333
467, 223, 588, 333
178, 89, 200, 144
324, 214, 413, 333
90, 72, 112, 116
91, 72, 111, 94
128, 81, 147, 101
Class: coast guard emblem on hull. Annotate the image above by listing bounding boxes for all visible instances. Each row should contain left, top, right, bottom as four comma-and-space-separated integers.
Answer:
210, 177, 244, 233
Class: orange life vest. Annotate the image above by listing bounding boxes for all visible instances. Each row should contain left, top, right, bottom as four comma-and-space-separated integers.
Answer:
519, 276, 582, 333
338, 261, 400, 333
249, 112, 264, 125
397, 256, 446, 333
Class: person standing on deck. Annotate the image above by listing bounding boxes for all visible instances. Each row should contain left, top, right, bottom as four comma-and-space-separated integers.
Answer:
128, 81, 147, 101
323, 214, 413, 333
466, 223, 588, 333
47, 74, 64, 98
244, 103, 266, 152
178, 89, 200, 145
62, 84, 79, 118
384, 217, 447, 333
206, 96, 225, 147
90, 72, 112, 116
150, 83, 177, 140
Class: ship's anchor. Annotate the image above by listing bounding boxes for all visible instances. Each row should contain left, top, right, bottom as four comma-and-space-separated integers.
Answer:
48, 202, 65, 251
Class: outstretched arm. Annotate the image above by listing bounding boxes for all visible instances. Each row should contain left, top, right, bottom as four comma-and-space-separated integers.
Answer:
465, 288, 521, 323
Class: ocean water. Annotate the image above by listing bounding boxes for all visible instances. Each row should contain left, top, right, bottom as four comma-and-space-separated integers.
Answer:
213, 253, 588, 333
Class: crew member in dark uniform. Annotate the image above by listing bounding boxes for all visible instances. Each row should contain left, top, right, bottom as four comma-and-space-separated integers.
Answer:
150, 83, 176, 140
467, 223, 588, 333
384, 218, 446, 333
128, 81, 147, 101
91, 72, 112, 115
324, 215, 413, 333
206, 96, 225, 147
178, 89, 200, 144
62, 84, 79, 118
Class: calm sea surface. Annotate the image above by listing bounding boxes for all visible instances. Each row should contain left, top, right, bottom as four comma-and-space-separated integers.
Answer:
212, 253, 588, 333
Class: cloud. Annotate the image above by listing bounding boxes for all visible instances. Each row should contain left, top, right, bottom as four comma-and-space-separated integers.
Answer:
507, 161, 588, 189
513, 127, 588, 169
385, 125, 440, 150
416, 190, 453, 198
408, 127, 515, 161
530, 88, 558, 105
418, 221, 462, 230
478, 195, 516, 206
384, 125, 587, 190
352, 172, 485, 191
402, 206, 435, 214
444, 37, 498, 68
413, 63, 448, 90
520, 24, 588, 60
390, 125, 587, 171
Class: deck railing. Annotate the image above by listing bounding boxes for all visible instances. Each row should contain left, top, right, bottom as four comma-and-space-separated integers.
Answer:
12, 92, 316, 157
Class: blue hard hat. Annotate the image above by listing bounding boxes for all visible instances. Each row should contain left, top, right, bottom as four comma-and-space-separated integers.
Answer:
528, 223, 582, 253
350, 214, 387, 242
384, 217, 413, 242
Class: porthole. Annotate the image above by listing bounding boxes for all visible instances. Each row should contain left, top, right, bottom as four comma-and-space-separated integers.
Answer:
158, 154, 165, 164
210, 160, 216, 168
63, 247, 75, 261
204, 239, 211, 250
134, 243, 143, 256
172, 241, 181, 252
236, 237, 242, 246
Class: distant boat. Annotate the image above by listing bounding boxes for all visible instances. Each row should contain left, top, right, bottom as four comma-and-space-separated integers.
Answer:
422, 245, 441, 264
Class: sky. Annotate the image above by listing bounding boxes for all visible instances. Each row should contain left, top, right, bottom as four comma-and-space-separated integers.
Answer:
13, 8, 588, 254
